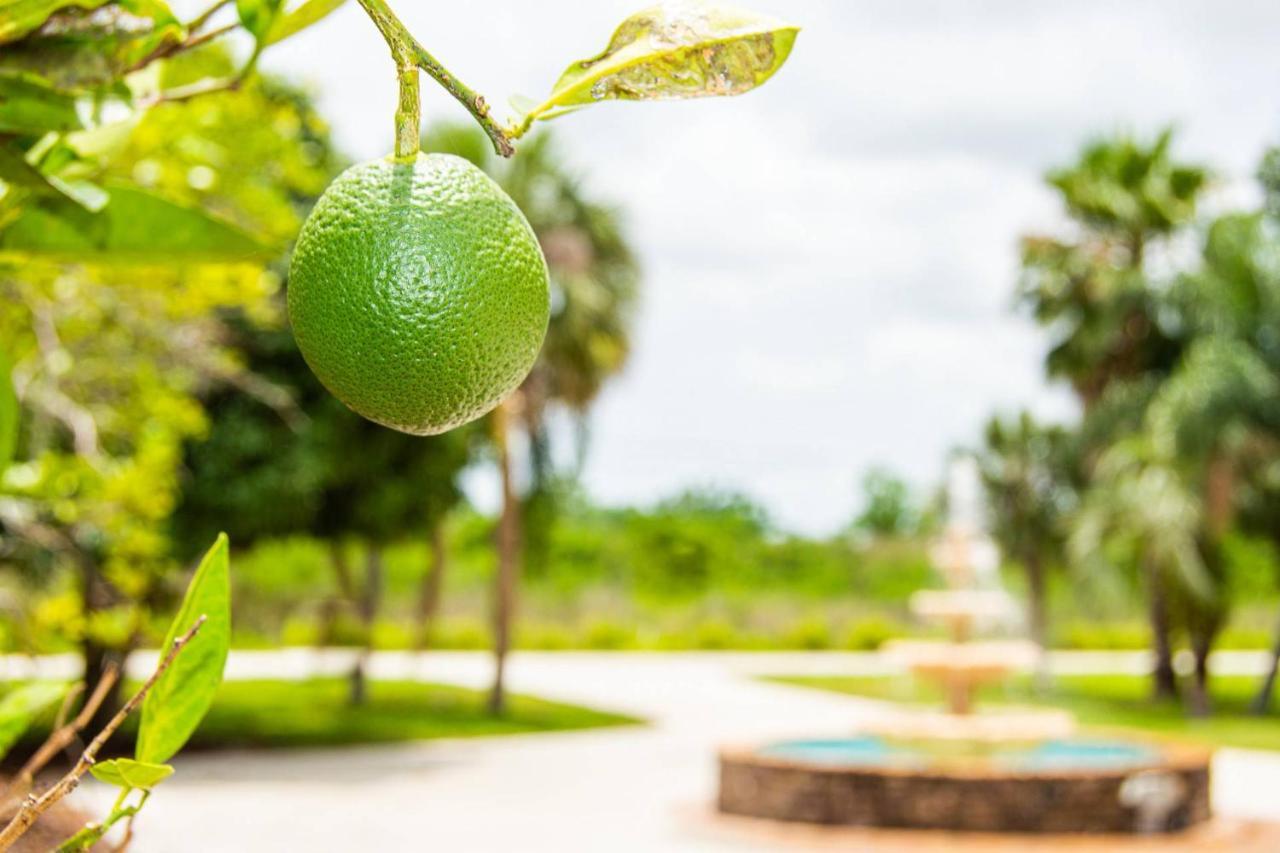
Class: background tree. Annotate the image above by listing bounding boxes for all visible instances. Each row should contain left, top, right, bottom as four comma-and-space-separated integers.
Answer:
1015, 129, 1212, 705
424, 124, 641, 713
852, 467, 918, 539
1017, 129, 1206, 408
977, 412, 1074, 658
0, 48, 333, 717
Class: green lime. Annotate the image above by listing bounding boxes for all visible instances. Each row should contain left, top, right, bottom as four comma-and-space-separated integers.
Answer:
288, 153, 549, 435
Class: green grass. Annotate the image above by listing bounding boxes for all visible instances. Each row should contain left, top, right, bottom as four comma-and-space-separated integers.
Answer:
177, 678, 639, 749
12, 678, 638, 754
766, 673, 1280, 752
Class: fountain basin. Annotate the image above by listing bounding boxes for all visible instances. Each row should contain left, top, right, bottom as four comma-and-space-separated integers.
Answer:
718, 735, 1211, 834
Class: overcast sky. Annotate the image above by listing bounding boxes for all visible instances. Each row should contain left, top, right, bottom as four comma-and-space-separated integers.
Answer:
253, 1, 1280, 534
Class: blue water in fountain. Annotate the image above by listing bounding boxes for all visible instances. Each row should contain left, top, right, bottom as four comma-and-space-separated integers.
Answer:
761, 736, 1160, 771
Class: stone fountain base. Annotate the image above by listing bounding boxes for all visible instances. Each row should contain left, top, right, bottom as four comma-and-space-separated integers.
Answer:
717, 740, 1212, 834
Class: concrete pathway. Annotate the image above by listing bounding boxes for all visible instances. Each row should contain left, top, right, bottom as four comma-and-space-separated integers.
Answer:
25, 651, 1277, 851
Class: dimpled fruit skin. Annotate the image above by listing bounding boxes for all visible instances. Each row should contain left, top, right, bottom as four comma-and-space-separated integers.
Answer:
288, 153, 549, 435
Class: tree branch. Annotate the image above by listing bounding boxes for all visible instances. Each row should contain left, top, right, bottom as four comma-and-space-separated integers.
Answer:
186, 0, 234, 34
0, 618, 207, 852
353, 0, 516, 157
0, 666, 119, 809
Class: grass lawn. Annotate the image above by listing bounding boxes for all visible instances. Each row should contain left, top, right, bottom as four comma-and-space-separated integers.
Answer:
178, 678, 639, 749
766, 673, 1280, 752
12, 678, 638, 754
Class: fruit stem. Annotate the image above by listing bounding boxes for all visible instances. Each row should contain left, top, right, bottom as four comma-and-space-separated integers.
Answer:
354, 0, 517, 158
395, 65, 420, 161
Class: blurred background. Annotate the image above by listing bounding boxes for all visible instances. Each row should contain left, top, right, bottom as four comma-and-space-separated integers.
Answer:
4, 0, 1280, 848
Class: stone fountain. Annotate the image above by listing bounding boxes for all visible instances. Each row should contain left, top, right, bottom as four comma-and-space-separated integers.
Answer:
717, 459, 1212, 835
871, 458, 1073, 741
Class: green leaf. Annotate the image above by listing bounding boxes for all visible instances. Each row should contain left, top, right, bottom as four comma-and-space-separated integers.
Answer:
0, 682, 67, 758
90, 757, 174, 790
236, 0, 284, 43
0, 349, 16, 475
136, 533, 230, 764
0, 0, 110, 44
0, 3, 183, 91
527, 3, 798, 124
0, 71, 82, 133
0, 141, 108, 211
0, 184, 272, 262
264, 0, 345, 45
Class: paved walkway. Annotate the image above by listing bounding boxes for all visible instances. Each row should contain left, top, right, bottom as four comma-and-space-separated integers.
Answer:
31, 651, 1277, 851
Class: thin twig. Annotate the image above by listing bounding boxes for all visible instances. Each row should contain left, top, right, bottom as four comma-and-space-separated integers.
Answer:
51, 684, 85, 733
110, 805, 140, 853
0, 618, 207, 852
1, 666, 119, 808
354, 0, 516, 157
126, 0, 238, 73
174, 21, 240, 54
187, 0, 234, 34
143, 75, 244, 106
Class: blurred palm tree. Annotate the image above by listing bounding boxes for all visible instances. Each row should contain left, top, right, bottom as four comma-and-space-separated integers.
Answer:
1154, 212, 1280, 711
424, 125, 640, 713
977, 412, 1075, 665
1070, 437, 1210, 702
1018, 129, 1207, 408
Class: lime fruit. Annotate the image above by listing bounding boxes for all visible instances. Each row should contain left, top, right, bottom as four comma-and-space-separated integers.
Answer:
288, 152, 549, 435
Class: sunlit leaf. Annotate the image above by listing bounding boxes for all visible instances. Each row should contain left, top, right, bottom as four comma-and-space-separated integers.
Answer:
0, 141, 108, 210
265, 0, 345, 45
0, 0, 109, 44
90, 757, 174, 790
0, 184, 271, 262
236, 0, 283, 43
0, 71, 82, 132
136, 533, 230, 765
0, 682, 68, 758
525, 2, 798, 125
0, 350, 16, 475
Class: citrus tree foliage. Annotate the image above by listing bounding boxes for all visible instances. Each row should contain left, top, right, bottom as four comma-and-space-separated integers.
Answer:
0, 51, 338, 662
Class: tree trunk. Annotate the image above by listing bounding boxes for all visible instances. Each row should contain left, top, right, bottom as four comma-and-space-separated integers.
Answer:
416, 520, 448, 650
1251, 608, 1280, 715
1187, 627, 1212, 717
322, 540, 356, 645
78, 551, 122, 731
349, 544, 383, 707
1024, 549, 1050, 691
1143, 556, 1179, 701
489, 401, 521, 716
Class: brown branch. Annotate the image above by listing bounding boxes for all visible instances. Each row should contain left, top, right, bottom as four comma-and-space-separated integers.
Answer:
50, 684, 84, 733
0, 618, 207, 852
187, 0, 234, 34
127, 0, 237, 71
174, 21, 239, 54
0, 667, 118, 808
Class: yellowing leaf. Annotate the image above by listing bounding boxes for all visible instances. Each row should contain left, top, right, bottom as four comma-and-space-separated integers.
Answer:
526, 2, 798, 125
136, 533, 230, 764
90, 757, 174, 790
